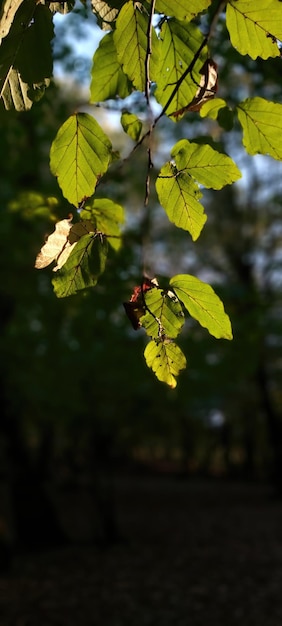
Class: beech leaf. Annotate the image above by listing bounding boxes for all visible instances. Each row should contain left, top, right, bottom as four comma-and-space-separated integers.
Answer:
155, 0, 211, 21
154, 20, 208, 118
52, 234, 108, 298
90, 32, 132, 102
170, 274, 233, 340
144, 339, 187, 388
50, 113, 114, 206
226, 0, 282, 60
156, 161, 206, 241
237, 97, 282, 160
141, 287, 184, 339
171, 139, 241, 189
35, 217, 73, 270
114, 1, 159, 92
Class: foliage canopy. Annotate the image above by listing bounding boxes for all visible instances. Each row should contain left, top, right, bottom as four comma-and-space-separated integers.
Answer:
1, 0, 282, 386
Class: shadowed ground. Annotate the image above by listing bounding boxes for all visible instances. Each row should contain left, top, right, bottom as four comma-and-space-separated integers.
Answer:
1, 477, 282, 625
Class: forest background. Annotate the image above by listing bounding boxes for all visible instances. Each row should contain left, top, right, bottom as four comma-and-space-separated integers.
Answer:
0, 0, 282, 557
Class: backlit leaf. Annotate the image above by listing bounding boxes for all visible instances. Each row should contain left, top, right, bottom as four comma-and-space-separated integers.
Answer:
170, 274, 233, 340
35, 217, 73, 269
81, 198, 124, 250
154, 19, 208, 118
50, 113, 113, 206
200, 97, 228, 120
91, 0, 126, 30
171, 139, 241, 189
155, 0, 211, 20
140, 287, 184, 339
90, 32, 132, 102
237, 97, 282, 160
156, 161, 206, 241
52, 234, 108, 298
144, 339, 186, 388
120, 111, 142, 141
114, 1, 159, 92
226, 0, 282, 59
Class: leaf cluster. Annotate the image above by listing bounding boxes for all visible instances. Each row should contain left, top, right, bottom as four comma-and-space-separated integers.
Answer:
1, 0, 282, 385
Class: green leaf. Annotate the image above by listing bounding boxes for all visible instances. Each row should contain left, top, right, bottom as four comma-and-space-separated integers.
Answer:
200, 98, 234, 131
170, 274, 233, 340
0, 2, 53, 110
171, 139, 241, 189
144, 339, 186, 388
156, 161, 206, 241
52, 233, 108, 298
90, 32, 132, 102
113, 1, 159, 92
140, 287, 184, 339
200, 97, 228, 120
155, 0, 211, 20
81, 198, 124, 250
50, 113, 114, 206
226, 0, 282, 60
154, 19, 208, 118
236, 97, 282, 160
120, 111, 142, 141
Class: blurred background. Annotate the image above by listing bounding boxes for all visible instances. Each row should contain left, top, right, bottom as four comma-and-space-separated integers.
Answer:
1, 4, 282, 624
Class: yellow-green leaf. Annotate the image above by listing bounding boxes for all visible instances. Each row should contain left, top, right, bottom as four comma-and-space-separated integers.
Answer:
170, 274, 233, 340
81, 198, 124, 250
156, 161, 206, 241
52, 234, 108, 298
226, 0, 282, 59
113, 1, 159, 92
155, 0, 211, 20
154, 19, 208, 118
171, 139, 241, 189
140, 287, 184, 339
120, 111, 142, 141
90, 32, 132, 102
50, 113, 113, 206
237, 97, 282, 160
144, 339, 186, 388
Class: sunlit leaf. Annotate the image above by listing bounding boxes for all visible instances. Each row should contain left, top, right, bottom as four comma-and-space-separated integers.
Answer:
120, 111, 142, 141
141, 287, 184, 339
90, 32, 132, 102
114, 1, 159, 92
52, 234, 108, 298
237, 97, 282, 160
171, 139, 241, 189
170, 274, 233, 340
200, 97, 228, 120
226, 0, 282, 59
50, 113, 113, 206
154, 19, 208, 118
81, 198, 124, 250
144, 339, 186, 388
156, 161, 206, 241
155, 0, 211, 20
35, 217, 73, 269
91, 0, 126, 30
0, 0, 24, 41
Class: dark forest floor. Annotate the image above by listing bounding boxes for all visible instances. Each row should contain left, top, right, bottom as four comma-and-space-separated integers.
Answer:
1, 476, 282, 625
